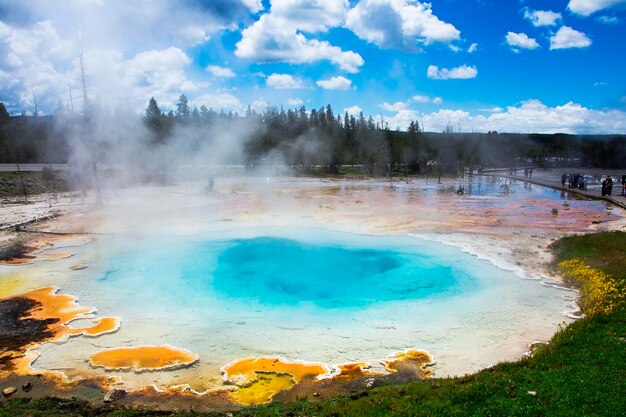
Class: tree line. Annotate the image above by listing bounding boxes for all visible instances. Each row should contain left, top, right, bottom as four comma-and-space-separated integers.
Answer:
1, 97, 625, 179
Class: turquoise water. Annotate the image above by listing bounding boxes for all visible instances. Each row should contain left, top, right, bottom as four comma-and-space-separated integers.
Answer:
213, 237, 459, 307
26, 229, 573, 388
95, 235, 474, 309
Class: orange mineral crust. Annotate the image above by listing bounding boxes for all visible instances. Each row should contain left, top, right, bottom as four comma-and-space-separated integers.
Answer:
0, 288, 119, 375
382, 349, 434, 377
24, 287, 119, 338
0, 233, 91, 265
0, 250, 73, 265
69, 262, 88, 270
222, 357, 330, 405
39, 252, 74, 261
89, 345, 199, 371
222, 357, 330, 385
334, 362, 378, 379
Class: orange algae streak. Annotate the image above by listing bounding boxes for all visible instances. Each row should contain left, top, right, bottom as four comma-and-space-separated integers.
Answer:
89, 345, 199, 371
70, 263, 88, 270
335, 362, 377, 379
222, 357, 330, 405
382, 349, 434, 377
0, 252, 73, 265
0, 256, 36, 265
75, 317, 120, 336
40, 252, 74, 261
22, 287, 119, 340
25, 287, 91, 321
223, 357, 329, 385
0, 288, 119, 376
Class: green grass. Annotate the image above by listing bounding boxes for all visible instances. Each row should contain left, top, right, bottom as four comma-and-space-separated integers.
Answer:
2, 232, 625, 416
550, 231, 626, 282
0, 171, 69, 198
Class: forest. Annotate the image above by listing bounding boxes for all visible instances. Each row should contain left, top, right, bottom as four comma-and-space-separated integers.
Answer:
1, 96, 625, 180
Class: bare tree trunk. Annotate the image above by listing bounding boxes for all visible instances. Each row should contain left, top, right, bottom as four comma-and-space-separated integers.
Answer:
50, 163, 58, 202
77, 32, 103, 207
2, 128, 28, 203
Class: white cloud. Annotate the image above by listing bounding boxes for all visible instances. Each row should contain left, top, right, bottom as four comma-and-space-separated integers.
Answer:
193, 92, 243, 113
379, 95, 441, 110
0, 0, 260, 113
0, 19, 205, 114
286, 98, 304, 107
380, 109, 420, 131
449, 44, 461, 53
522, 9, 561, 26
235, 14, 363, 72
453, 100, 625, 133
427, 64, 477, 80
317, 76, 352, 90
467, 43, 478, 53
0, 0, 253, 53
380, 101, 408, 112
382, 99, 626, 134
412, 95, 430, 103
0, 20, 74, 114
479, 106, 504, 113
266, 73, 303, 89
411, 94, 442, 104
343, 105, 363, 116
505, 32, 540, 50
567, 0, 626, 16
549, 26, 592, 50
250, 99, 268, 112
345, 0, 461, 51
596, 15, 620, 23
110, 47, 206, 110
206, 65, 235, 78
241, 0, 264, 13
271, 0, 349, 33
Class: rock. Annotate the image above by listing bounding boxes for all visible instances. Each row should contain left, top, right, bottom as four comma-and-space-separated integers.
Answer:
527, 391, 537, 396
2, 386, 17, 396
349, 391, 368, 400
313, 392, 320, 397
21, 382, 32, 392
103, 389, 127, 403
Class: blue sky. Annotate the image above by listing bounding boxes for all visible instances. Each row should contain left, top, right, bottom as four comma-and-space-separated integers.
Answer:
0, 0, 625, 133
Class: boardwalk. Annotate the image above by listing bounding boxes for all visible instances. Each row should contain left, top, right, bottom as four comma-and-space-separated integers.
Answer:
485, 168, 626, 210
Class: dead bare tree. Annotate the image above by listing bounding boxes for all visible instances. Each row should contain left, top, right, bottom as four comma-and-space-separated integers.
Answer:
1, 126, 28, 203
76, 32, 103, 207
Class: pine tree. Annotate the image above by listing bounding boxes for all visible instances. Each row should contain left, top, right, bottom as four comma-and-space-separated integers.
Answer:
0, 102, 11, 122
146, 97, 161, 119
175, 94, 190, 120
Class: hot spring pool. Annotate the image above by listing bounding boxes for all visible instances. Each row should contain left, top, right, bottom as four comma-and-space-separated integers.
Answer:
99, 236, 469, 309
28, 228, 573, 390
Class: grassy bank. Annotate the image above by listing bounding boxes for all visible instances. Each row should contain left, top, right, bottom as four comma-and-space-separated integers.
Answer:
2, 232, 625, 416
0, 171, 69, 199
